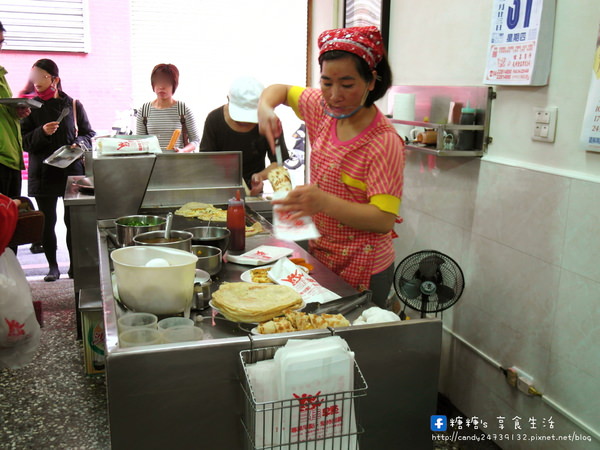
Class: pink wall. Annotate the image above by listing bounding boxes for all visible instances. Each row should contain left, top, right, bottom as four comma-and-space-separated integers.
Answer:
1, 0, 133, 133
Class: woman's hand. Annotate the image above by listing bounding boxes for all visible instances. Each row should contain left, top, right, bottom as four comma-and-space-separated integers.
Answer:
174, 143, 196, 153
43, 121, 60, 136
250, 173, 264, 196
257, 104, 282, 153
15, 106, 31, 119
274, 185, 397, 234
271, 185, 329, 219
257, 84, 291, 152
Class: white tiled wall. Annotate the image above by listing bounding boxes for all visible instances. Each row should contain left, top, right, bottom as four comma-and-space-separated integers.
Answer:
393, 155, 600, 449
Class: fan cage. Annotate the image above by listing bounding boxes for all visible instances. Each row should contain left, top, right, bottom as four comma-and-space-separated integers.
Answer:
393, 250, 464, 314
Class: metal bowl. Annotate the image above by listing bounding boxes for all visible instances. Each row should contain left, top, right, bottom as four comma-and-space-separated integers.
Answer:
114, 215, 166, 247
191, 245, 222, 276
133, 230, 193, 252
184, 226, 230, 253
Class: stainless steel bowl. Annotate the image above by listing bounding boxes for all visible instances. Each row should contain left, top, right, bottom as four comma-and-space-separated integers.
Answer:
191, 245, 222, 276
133, 230, 193, 252
185, 226, 230, 253
114, 215, 166, 247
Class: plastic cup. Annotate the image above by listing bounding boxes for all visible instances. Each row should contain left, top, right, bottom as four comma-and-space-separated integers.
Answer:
162, 326, 204, 343
118, 312, 158, 332
119, 328, 162, 348
158, 317, 194, 331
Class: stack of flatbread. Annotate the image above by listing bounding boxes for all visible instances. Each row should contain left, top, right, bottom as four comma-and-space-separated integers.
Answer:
268, 167, 292, 192
211, 282, 303, 323
257, 310, 350, 334
174, 202, 227, 221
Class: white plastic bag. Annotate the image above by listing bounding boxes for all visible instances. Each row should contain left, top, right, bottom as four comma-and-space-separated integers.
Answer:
268, 257, 340, 304
0, 249, 41, 369
271, 191, 321, 241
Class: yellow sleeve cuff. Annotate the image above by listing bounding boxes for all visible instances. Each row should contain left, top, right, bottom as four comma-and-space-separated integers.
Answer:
341, 172, 367, 191
287, 86, 305, 120
370, 194, 401, 215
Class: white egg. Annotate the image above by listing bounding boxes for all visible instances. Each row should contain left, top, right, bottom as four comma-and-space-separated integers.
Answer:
145, 258, 170, 268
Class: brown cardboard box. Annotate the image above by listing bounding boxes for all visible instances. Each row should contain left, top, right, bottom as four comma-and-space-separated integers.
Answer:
79, 289, 105, 375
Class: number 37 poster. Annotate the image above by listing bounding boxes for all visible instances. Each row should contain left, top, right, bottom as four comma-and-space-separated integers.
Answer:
579, 24, 600, 152
483, 0, 556, 86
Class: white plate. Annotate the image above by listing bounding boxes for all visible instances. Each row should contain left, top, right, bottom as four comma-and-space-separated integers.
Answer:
240, 264, 308, 284
208, 299, 305, 324
240, 264, 276, 284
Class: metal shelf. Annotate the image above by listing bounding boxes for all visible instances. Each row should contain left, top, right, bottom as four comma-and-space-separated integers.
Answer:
389, 85, 494, 157
404, 144, 484, 157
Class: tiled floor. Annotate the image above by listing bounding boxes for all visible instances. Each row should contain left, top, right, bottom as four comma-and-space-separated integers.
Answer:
0, 279, 110, 449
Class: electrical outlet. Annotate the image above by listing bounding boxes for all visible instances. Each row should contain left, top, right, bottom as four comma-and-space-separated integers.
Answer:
506, 366, 536, 395
532, 107, 558, 142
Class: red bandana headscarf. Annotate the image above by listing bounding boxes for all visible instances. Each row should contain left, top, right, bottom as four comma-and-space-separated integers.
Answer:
318, 26, 384, 69
0, 195, 18, 256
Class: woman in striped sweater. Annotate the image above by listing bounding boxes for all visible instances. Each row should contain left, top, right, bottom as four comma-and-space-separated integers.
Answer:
258, 27, 405, 308
136, 63, 199, 152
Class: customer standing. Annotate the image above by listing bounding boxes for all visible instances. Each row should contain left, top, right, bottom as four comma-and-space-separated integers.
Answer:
21, 59, 95, 282
200, 76, 289, 194
258, 27, 405, 307
136, 63, 200, 152
0, 21, 30, 199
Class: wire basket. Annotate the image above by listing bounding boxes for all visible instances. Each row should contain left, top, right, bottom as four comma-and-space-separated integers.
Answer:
240, 345, 368, 450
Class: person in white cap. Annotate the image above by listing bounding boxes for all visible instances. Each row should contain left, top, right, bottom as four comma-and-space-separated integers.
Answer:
200, 76, 289, 195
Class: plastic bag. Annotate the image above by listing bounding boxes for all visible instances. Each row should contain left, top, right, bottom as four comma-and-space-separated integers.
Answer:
0, 249, 41, 369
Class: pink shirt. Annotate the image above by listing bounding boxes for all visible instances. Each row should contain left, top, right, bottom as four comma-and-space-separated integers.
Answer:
288, 87, 405, 290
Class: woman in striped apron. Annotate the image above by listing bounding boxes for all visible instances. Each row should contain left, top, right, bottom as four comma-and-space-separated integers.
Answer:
258, 26, 405, 308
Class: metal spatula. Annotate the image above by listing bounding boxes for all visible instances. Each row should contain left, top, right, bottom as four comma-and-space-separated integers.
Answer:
275, 137, 283, 166
56, 106, 70, 123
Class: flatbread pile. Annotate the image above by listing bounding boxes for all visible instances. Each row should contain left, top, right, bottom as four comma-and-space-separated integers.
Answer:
257, 310, 350, 334
211, 282, 303, 323
268, 167, 292, 192
174, 202, 227, 221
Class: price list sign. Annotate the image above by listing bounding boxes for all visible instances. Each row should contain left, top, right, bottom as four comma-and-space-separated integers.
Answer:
484, 0, 556, 85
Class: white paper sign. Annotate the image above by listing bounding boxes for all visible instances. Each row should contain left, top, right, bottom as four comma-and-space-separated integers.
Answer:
483, 0, 556, 86
579, 23, 600, 153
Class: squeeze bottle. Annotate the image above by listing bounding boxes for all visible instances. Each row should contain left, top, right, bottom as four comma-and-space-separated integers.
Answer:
227, 190, 245, 252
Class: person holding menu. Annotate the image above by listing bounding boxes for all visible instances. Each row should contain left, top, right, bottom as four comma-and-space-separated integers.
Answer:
258, 26, 405, 308
0, 21, 30, 200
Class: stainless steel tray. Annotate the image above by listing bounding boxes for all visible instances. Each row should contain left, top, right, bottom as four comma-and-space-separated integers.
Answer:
43, 145, 84, 168
0, 98, 42, 109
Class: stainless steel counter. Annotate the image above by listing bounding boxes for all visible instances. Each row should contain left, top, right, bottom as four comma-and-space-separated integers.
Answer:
98, 216, 442, 449
99, 211, 357, 352
65, 176, 98, 338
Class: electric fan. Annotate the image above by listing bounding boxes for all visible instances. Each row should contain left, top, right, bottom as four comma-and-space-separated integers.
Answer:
393, 250, 465, 319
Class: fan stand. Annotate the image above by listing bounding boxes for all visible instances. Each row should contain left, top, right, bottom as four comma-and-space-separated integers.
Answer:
418, 281, 438, 318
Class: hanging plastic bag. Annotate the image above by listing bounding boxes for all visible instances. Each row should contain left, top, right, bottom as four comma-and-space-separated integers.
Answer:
0, 249, 41, 369
0, 195, 41, 369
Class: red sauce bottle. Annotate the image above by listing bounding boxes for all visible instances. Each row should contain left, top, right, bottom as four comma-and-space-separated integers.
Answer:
227, 190, 245, 252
